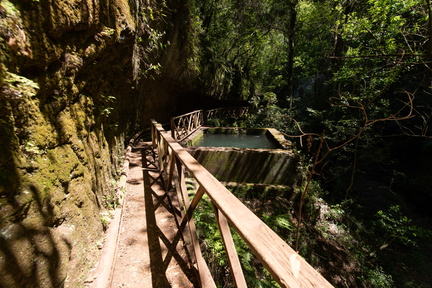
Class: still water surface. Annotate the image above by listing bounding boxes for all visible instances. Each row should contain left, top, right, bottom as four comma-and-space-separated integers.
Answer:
193, 133, 279, 149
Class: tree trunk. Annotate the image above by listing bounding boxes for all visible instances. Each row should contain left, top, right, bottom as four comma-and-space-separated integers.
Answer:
426, 0, 432, 57
285, 1, 298, 111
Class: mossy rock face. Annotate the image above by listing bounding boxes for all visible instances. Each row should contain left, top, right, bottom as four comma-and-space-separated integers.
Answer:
0, 0, 140, 286
0, 139, 105, 287
0, 0, 198, 286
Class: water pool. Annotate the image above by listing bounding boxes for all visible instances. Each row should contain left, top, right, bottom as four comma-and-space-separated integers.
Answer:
185, 127, 297, 185
192, 133, 279, 149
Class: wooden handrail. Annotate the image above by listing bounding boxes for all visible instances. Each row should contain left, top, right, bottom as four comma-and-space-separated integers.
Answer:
205, 107, 249, 121
170, 109, 204, 141
170, 107, 249, 142
151, 120, 333, 288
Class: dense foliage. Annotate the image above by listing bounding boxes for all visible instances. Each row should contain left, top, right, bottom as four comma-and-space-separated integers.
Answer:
188, 0, 432, 286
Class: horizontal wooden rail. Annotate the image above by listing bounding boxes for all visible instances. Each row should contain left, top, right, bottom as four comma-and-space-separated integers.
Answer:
151, 120, 333, 288
205, 107, 249, 121
170, 107, 249, 142
171, 109, 204, 141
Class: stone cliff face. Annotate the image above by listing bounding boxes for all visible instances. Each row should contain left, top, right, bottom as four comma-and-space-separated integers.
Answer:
0, 0, 195, 286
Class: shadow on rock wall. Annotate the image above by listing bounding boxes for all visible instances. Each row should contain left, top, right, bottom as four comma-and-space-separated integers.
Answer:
0, 185, 72, 287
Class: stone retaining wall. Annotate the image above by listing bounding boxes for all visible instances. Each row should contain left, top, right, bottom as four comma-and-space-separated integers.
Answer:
185, 128, 300, 185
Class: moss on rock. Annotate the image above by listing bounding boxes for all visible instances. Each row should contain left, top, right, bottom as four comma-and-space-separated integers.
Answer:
0, 0, 137, 286
0, 0, 198, 286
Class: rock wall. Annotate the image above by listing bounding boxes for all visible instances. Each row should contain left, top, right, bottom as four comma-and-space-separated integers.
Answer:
0, 0, 194, 287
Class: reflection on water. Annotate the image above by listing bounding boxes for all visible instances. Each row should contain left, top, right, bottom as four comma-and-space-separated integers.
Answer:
193, 134, 279, 149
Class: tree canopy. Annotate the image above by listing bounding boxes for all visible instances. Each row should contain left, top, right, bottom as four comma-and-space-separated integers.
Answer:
187, 0, 432, 286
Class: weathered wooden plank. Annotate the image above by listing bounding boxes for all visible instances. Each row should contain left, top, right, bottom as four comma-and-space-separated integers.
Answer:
170, 155, 215, 288
179, 185, 205, 231
152, 122, 333, 288
171, 109, 203, 120
170, 110, 204, 142
170, 117, 176, 139
169, 155, 197, 280
165, 151, 176, 191
179, 174, 216, 287
205, 107, 249, 122
213, 205, 247, 288
171, 158, 186, 222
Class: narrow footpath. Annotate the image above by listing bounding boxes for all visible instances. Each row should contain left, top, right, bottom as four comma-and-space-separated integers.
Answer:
88, 142, 197, 287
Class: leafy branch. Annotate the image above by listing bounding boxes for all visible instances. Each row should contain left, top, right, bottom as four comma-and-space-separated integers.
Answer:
282, 90, 417, 251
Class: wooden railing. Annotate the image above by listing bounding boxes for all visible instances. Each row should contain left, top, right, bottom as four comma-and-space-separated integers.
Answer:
171, 110, 204, 141
205, 107, 249, 121
170, 107, 249, 142
151, 120, 333, 288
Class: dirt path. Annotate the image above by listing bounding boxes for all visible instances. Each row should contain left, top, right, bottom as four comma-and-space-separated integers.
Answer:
88, 142, 197, 288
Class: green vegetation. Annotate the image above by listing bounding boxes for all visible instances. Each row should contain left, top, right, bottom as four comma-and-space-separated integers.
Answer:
188, 0, 432, 286
189, 180, 287, 287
